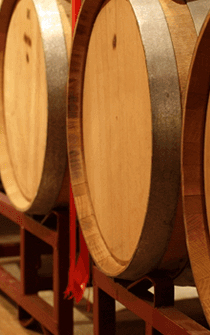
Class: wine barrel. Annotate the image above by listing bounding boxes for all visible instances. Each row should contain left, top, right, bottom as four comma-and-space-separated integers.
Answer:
67, 0, 210, 280
0, 0, 71, 214
182, 11, 210, 327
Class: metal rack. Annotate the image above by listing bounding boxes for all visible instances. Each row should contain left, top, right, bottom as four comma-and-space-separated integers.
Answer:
0, 1, 210, 334
0, 192, 73, 335
93, 266, 210, 335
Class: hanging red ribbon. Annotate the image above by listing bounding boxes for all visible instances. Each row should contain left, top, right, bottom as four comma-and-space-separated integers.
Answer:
64, 185, 89, 303
64, 0, 89, 303
71, 0, 81, 29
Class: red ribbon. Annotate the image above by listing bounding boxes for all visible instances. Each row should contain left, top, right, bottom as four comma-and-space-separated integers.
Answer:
71, 0, 81, 29
64, 185, 89, 303
64, 0, 89, 304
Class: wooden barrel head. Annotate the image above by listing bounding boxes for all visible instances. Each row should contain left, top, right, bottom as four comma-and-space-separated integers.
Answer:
68, 0, 208, 280
4, 0, 48, 203
83, 0, 152, 264
182, 12, 210, 327
0, 0, 70, 214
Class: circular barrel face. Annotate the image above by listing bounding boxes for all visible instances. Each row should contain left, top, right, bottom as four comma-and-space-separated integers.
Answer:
83, 0, 152, 264
68, 0, 210, 281
68, 0, 195, 280
4, 0, 48, 203
0, 0, 69, 214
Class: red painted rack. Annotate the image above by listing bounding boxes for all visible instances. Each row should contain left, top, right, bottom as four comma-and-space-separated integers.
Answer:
2, 1, 210, 334
93, 266, 210, 335
0, 192, 73, 335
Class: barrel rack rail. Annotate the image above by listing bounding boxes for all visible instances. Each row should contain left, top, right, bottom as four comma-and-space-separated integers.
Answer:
0, 192, 73, 335
0, 0, 209, 333
93, 266, 210, 335
0, 190, 210, 335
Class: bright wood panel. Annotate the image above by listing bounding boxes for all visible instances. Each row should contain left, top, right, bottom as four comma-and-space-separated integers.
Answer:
68, 0, 208, 279
4, 0, 48, 202
0, 0, 70, 214
83, 0, 152, 262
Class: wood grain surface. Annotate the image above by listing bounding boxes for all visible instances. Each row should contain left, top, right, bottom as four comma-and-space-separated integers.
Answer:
4, 0, 48, 203
0, 0, 71, 214
182, 11, 210, 327
83, 0, 152, 263
67, 0, 210, 280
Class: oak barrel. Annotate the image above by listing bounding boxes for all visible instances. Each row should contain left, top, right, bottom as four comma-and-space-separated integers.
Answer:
182, 11, 210, 327
0, 0, 71, 214
67, 0, 210, 280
